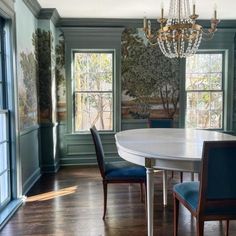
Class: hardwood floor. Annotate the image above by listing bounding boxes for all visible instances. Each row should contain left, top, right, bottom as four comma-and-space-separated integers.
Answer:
1, 167, 236, 236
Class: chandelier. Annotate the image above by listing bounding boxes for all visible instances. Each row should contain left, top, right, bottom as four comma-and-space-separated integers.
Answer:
143, 0, 220, 58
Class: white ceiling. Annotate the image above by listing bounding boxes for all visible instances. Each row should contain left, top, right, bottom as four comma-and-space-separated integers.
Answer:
37, 0, 236, 20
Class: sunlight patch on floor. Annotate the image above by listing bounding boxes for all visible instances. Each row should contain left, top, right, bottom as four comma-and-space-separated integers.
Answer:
26, 186, 78, 202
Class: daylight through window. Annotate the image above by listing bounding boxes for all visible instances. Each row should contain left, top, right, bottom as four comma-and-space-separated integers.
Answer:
73, 52, 114, 132
185, 53, 223, 129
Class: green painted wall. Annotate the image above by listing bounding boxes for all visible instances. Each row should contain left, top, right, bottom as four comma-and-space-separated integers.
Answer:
15, 0, 41, 194
12, 1, 236, 171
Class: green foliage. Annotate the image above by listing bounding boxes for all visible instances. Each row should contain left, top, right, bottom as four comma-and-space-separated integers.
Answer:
56, 38, 65, 86
33, 29, 52, 118
19, 51, 38, 129
121, 28, 180, 118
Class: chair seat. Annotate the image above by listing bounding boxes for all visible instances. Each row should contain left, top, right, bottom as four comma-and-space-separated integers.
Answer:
105, 161, 146, 180
173, 181, 199, 212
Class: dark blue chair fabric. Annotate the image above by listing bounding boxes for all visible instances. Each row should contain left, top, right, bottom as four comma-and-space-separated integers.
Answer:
148, 118, 173, 128
105, 162, 146, 180
173, 181, 199, 211
207, 147, 236, 199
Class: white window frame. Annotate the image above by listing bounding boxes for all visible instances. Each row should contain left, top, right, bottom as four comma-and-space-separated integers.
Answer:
185, 51, 225, 130
72, 50, 115, 132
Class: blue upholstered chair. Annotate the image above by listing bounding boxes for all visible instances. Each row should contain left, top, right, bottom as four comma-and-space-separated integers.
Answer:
173, 140, 236, 236
90, 126, 146, 219
148, 118, 174, 129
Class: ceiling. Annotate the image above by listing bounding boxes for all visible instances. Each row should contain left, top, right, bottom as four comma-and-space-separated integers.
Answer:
37, 0, 236, 20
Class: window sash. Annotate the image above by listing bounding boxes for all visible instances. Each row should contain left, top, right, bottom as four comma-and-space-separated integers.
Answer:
72, 51, 114, 132
185, 52, 224, 129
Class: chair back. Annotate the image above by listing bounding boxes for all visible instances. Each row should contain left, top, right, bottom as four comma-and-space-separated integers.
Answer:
90, 126, 106, 179
198, 140, 236, 214
148, 118, 173, 128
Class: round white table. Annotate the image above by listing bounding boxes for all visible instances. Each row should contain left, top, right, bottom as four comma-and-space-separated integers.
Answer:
115, 128, 236, 236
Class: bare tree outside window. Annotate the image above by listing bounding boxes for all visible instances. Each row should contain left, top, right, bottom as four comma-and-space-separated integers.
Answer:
185, 53, 223, 129
73, 52, 113, 131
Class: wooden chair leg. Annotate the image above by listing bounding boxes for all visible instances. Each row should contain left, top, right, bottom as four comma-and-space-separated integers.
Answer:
102, 181, 107, 220
196, 218, 204, 236
173, 194, 179, 236
180, 172, 183, 182
225, 220, 229, 236
140, 182, 144, 203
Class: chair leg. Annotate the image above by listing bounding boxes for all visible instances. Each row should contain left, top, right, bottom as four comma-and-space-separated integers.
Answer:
171, 171, 174, 178
196, 218, 204, 236
180, 172, 183, 183
140, 182, 144, 203
102, 181, 107, 220
225, 220, 229, 236
173, 194, 179, 236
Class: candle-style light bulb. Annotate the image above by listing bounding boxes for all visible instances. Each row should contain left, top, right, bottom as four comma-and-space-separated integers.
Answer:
148, 20, 151, 36
161, 2, 164, 18
143, 16, 147, 30
214, 3, 217, 19
192, 0, 196, 15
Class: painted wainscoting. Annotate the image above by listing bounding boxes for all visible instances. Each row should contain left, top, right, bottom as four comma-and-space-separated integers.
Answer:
20, 126, 41, 195
58, 119, 151, 166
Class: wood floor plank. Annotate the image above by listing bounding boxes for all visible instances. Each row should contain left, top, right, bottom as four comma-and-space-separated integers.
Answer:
0, 167, 235, 236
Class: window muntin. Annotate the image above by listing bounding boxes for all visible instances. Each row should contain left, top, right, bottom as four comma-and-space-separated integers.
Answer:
185, 53, 223, 129
73, 52, 114, 132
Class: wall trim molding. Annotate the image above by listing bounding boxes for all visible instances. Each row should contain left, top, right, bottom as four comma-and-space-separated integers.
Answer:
22, 0, 41, 17
22, 168, 41, 195
0, 0, 14, 18
40, 159, 60, 173
58, 18, 236, 29
39, 8, 60, 26
20, 124, 40, 136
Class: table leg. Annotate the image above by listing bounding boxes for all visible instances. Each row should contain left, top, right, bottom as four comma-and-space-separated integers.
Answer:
191, 172, 194, 181
146, 167, 154, 236
163, 170, 168, 206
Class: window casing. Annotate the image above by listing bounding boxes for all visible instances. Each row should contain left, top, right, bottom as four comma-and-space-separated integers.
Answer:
185, 52, 224, 129
72, 50, 114, 132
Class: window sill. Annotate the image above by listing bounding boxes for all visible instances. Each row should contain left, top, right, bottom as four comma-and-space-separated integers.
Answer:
0, 198, 23, 230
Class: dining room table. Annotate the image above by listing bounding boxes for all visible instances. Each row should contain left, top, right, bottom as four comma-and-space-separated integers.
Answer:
115, 128, 236, 236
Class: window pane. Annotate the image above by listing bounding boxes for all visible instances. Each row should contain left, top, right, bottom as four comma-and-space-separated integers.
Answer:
74, 92, 113, 131
74, 53, 112, 91
0, 142, 7, 173
0, 171, 9, 204
210, 73, 222, 90
0, 112, 7, 142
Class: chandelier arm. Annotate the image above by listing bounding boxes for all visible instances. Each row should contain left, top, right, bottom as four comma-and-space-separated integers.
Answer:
200, 29, 215, 40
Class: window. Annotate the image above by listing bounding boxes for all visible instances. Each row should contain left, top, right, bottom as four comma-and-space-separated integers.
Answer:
185, 53, 223, 129
0, 17, 11, 211
73, 51, 114, 132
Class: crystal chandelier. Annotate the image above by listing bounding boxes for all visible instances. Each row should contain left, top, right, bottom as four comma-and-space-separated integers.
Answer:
143, 0, 220, 58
